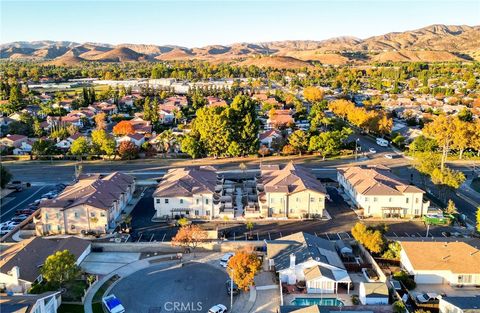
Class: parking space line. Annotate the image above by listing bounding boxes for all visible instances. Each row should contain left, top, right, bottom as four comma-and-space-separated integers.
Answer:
314, 232, 318, 237
137, 234, 143, 242
161, 234, 166, 242
256, 232, 259, 241
404, 232, 410, 237
416, 232, 422, 237
233, 232, 236, 240
336, 233, 342, 240
279, 232, 283, 238
324, 233, 330, 240
345, 232, 351, 238
392, 232, 398, 237
268, 232, 271, 240
149, 234, 154, 242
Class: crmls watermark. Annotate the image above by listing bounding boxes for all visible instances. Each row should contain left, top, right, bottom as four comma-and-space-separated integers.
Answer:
163, 301, 203, 312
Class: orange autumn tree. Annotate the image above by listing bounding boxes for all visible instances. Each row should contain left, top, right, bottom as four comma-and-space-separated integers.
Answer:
227, 248, 262, 291
113, 120, 135, 136
303, 86, 324, 103
171, 224, 207, 256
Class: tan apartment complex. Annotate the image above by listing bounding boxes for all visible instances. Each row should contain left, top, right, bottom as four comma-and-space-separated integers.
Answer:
35, 172, 135, 235
257, 162, 326, 218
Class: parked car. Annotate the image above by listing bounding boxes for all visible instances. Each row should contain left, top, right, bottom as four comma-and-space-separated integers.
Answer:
16, 208, 36, 216
384, 154, 393, 159
102, 294, 125, 313
208, 304, 227, 313
416, 293, 438, 303
11, 214, 28, 223
0, 222, 17, 235
225, 279, 240, 295
220, 252, 234, 268
369, 148, 376, 153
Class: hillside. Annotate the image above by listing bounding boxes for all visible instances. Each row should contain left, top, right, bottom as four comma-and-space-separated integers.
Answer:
1, 24, 479, 65
236, 56, 312, 69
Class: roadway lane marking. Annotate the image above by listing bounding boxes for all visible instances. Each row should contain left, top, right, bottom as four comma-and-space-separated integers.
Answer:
1, 186, 48, 216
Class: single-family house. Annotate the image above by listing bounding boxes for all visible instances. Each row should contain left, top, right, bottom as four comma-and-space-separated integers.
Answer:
0, 237, 90, 293
130, 117, 152, 134
56, 133, 82, 150
158, 104, 177, 124
116, 133, 145, 147
35, 172, 135, 235
0, 291, 61, 313
12, 139, 35, 155
257, 162, 326, 218
267, 109, 295, 129
267, 232, 351, 294
358, 282, 389, 305
0, 135, 28, 148
337, 165, 429, 218
259, 129, 283, 148
439, 296, 480, 313
399, 240, 480, 286
163, 96, 188, 107
153, 167, 219, 219
206, 96, 228, 108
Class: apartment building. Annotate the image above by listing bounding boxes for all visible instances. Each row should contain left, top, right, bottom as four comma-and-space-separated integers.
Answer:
257, 162, 326, 218
36, 172, 135, 235
153, 167, 219, 219
337, 165, 429, 218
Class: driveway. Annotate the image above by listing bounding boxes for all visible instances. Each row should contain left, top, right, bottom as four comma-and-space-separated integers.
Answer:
109, 261, 229, 313
80, 252, 141, 275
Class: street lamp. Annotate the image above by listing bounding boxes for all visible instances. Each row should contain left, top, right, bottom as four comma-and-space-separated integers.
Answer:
355, 138, 360, 161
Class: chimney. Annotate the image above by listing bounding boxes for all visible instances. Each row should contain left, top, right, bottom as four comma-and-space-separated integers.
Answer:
289, 253, 296, 269
11, 266, 20, 282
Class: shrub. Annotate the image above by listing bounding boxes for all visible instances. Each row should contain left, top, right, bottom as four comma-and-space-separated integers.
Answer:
393, 270, 416, 290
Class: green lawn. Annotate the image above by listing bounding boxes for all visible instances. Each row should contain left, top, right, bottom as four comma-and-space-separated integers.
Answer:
90, 274, 120, 313
57, 304, 85, 313
471, 177, 480, 193
62, 280, 88, 302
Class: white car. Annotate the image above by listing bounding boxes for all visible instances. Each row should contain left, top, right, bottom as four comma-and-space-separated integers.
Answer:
102, 294, 125, 313
369, 148, 376, 153
384, 154, 393, 159
208, 304, 227, 313
219, 252, 234, 268
416, 292, 438, 303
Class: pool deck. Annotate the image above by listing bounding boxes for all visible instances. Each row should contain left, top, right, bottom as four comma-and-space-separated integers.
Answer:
283, 293, 355, 306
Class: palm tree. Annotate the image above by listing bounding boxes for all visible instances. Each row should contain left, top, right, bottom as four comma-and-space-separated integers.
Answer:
159, 129, 177, 157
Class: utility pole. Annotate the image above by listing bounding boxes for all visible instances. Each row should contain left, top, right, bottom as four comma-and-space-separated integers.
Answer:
355, 138, 360, 161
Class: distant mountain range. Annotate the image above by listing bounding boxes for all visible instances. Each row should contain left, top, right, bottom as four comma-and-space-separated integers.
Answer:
1, 25, 479, 67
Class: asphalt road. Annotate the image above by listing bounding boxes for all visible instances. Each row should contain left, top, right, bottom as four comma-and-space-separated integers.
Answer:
0, 185, 53, 223
109, 262, 229, 313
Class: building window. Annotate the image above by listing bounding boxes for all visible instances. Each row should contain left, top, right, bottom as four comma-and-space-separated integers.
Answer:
90, 212, 95, 217
206, 210, 210, 216
365, 197, 369, 202
100, 212, 105, 217
205, 199, 209, 205
373, 197, 378, 202
156, 199, 160, 204
310, 198, 314, 202
57, 225, 61, 231
56, 213, 61, 219
389, 197, 392, 202
194, 210, 199, 216
180, 199, 184, 204
415, 198, 419, 204
45, 213, 49, 220
74, 212, 79, 218
271, 198, 275, 203
165, 199, 169, 204
296, 197, 299, 202
196, 199, 200, 205
406, 198, 409, 204
458, 275, 472, 284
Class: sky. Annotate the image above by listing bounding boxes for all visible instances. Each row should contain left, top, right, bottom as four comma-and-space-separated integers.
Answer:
1, 0, 479, 47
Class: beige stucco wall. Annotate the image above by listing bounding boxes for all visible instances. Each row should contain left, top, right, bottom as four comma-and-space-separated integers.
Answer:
262, 190, 325, 218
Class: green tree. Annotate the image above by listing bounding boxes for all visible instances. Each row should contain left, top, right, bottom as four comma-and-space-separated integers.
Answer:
288, 130, 308, 156
0, 165, 12, 189
476, 207, 480, 233
70, 136, 90, 157
41, 250, 80, 288
32, 139, 57, 157
181, 133, 203, 159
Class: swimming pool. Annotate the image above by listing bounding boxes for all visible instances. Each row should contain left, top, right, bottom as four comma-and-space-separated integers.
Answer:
290, 297, 344, 306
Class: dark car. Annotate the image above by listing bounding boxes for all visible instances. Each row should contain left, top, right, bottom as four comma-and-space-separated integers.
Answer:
225, 279, 239, 296
15, 208, 36, 216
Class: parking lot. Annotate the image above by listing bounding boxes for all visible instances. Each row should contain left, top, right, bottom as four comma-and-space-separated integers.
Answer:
128, 187, 455, 243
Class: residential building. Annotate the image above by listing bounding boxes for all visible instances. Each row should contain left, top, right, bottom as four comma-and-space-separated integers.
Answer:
163, 96, 188, 107
266, 109, 295, 129
337, 165, 429, 218
130, 116, 152, 134
257, 162, 326, 218
116, 133, 145, 147
56, 133, 82, 150
206, 96, 227, 108
0, 291, 61, 313
399, 240, 480, 286
0, 237, 90, 293
358, 282, 389, 305
12, 139, 35, 155
0, 135, 28, 148
158, 104, 177, 124
439, 296, 480, 313
259, 129, 283, 148
267, 232, 351, 294
153, 167, 219, 219
35, 172, 135, 235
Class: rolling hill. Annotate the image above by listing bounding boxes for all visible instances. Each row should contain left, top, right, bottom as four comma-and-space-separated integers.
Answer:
1, 24, 479, 66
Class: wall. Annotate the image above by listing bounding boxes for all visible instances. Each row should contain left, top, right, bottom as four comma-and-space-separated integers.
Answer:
154, 194, 215, 219
92, 240, 265, 253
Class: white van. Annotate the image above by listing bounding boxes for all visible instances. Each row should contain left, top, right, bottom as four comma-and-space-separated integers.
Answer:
376, 138, 389, 147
